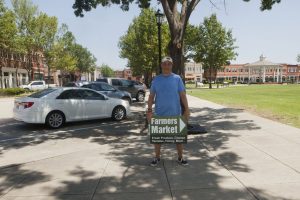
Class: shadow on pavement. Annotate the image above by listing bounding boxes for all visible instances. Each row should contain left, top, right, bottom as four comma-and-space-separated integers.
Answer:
0, 104, 291, 199
0, 165, 50, 197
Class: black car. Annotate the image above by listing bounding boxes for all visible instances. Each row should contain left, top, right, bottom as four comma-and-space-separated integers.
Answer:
81, 82, 132, 104
96, 78, 146, 102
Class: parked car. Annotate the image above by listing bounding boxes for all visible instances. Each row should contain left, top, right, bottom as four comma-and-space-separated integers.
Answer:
20, 81, 56, 91
81, 82, 132, 104
96, 78, 146, 102
134, 80, 147, 90
63, 81, 89, 87
13, 87, 130, 128
63, 82, 80, 87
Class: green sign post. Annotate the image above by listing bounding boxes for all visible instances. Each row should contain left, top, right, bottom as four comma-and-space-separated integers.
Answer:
149, 116, 187, 144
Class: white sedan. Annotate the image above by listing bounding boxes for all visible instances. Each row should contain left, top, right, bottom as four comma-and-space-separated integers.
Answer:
13, 87, 131, 128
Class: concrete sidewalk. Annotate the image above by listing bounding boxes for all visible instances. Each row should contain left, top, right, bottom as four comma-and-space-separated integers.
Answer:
0, 95, 300, 200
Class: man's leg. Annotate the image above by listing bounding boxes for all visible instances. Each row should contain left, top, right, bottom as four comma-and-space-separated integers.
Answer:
176, 144, 183, 159
176, 144, 188, 165
154, 144, 161, 158
150, 144, 161, 166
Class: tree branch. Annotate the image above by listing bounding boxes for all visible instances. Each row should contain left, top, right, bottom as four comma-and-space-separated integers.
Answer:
161, 0, 175, 37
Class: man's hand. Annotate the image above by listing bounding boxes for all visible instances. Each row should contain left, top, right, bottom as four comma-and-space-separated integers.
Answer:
183, 109, 190, 123
146, 111, 153, 123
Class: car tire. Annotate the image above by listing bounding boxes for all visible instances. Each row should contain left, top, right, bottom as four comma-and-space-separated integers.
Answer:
136, 92, 145, 102
112, 106, 126, 121
46, 111, 65, 129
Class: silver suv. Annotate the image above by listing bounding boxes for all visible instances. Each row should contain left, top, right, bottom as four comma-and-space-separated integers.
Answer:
96, 78, 146, 102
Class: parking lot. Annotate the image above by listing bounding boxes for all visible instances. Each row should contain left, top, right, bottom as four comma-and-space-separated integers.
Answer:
0, 97, 146, 148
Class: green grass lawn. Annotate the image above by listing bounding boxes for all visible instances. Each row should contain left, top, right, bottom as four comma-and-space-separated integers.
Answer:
186, 84, 300, 128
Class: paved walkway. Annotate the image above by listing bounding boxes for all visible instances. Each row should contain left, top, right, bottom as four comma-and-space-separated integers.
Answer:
0, 95, 300, 200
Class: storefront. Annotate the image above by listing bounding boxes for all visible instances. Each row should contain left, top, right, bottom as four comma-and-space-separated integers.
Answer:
1, 67, 28, 88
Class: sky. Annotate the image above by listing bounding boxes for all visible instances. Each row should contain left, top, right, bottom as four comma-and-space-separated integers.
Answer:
4, 0, 300, 70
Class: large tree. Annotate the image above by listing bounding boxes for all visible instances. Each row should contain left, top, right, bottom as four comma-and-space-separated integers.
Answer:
188, 14, 237, 89
0, 1, 18, 50
100, 64, 114, 77
46, 24, 77, 83
72, 0, 281, 78
70, 43, 96, 76
118, 8, 169, 86
12, 0, 58, 82
0, 0, 19, 88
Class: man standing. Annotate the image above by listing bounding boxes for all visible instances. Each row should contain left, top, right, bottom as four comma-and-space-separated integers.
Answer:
147, 56, 190, 166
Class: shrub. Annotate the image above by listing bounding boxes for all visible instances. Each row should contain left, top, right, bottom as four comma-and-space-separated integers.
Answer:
0, 88, 27, 96
185, 81, 195, 84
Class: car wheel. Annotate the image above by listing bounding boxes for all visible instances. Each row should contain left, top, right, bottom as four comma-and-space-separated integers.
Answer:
46, 111, 65, 128
112, 106, 126, 121
136, 92, 145, 102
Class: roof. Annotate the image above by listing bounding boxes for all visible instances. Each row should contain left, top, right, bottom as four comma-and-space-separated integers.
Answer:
244, 55, 282, 67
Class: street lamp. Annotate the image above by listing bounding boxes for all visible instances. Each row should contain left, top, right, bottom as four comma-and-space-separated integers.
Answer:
155, 9, 164, 74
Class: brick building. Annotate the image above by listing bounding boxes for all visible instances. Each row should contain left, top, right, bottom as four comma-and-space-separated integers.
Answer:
215, 56, 300, 83
0, 50, 44, 88
114, 68, 142, 81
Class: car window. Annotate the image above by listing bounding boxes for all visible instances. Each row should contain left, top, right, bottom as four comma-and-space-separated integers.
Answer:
29, 88, 57, 98
111, 79, 120, 86
81, 89, 105, 100
81, 84, 91, 89
100, 83, 115, 91
120, 79, 132, 87
131, 81, 138, 85
96, 78, 108, 83
57, 90, 83, 99
31, 81, 43, 85
91, 84, 102, 91
64, 82, 75, 87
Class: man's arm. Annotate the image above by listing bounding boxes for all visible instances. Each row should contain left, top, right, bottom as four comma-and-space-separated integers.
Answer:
180, 91, 190, 122
146, 92, 155, 122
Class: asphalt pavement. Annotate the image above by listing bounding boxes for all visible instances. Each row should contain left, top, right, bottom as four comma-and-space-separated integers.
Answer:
0, 94, 300, 200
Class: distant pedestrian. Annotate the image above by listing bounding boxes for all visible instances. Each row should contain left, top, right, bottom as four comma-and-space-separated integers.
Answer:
147, 56, 190, 166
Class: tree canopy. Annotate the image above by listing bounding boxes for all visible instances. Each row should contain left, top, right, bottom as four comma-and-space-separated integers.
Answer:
100, 64, 114, 77
0, 1, 18, 50
187, 14, 237, 88
73, 0, 281, 78
1, 0, 97, 84
118, 8, 169, 85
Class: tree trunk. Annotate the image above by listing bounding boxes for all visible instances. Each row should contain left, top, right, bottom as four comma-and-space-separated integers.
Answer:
169, 41, 184, 78
144, 71, 149, 88
26, 69, 32, 82
15, 68, 19, 87
0, 67, 3, 89
209, 66, 212, 89
161, 0, 201, 79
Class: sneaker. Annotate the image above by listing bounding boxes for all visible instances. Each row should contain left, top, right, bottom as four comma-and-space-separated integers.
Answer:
177, 158, 189, 166
150, 157, 160, 167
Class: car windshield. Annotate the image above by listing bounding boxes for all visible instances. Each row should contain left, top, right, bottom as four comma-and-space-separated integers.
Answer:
96, 79, 107, 83
100, 83, 116, 91
28, 88, 57, 98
